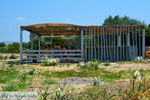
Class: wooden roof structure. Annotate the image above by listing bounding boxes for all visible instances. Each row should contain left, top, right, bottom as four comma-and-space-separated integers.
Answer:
21, 23, 81, 35
21, 23, 145, 35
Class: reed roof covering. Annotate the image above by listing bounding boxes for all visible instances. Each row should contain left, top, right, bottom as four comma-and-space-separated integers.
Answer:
21, 23, 145, 35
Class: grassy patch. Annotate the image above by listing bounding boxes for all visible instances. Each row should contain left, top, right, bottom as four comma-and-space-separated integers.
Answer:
44, 78, 58, 84
0, 70, 19, 83
2, 80, 27, 91
112, 66, 120, 68
0, 68, 32, 91
2, 74, 32, 91
41, 68, 133, 82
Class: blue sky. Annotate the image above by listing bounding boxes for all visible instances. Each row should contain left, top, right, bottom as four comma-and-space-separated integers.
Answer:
0, 0, 149, 42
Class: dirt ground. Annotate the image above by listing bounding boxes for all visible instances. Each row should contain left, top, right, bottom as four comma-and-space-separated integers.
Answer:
20, 61, 150, 72
104, 62, 150, 72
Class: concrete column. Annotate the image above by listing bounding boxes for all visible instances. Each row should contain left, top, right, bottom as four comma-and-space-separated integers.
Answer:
38, 35, 41, 59
31, 33, 34, 50
127, 33, 130, 46
20, 29, 23, 63
142, 29, 146, 58
81, 30, 84, 61
118, 35, 121, 46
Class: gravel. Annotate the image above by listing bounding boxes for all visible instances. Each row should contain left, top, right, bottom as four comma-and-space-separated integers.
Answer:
59, 77, 94, 85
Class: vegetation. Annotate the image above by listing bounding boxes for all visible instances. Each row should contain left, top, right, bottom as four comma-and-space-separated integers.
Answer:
93, 77, 103, 86
103, 15, 145, 26
0, 56, 8, 60
0, 59, 150, 100
41, 68, 133, 82
78, 60, 100, 70
0, 42, 30, 53
103, 62, 110, 67
0, 68, 32, 91
41, 58, 60, 66
44, 79, 58, 84
9, 55, 18, 59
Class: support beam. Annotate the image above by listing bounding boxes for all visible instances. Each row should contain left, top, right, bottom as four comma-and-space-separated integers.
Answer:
20, 29, 23, 63
142, 29, 146, 58
38, 35, 41, 59
81, 30, 84, 61
127, 33, 130, 46
118, 35, 121, 46
30, 33, 34, 50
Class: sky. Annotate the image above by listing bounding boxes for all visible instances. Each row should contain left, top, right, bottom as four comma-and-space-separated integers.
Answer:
0, 0, 150, 42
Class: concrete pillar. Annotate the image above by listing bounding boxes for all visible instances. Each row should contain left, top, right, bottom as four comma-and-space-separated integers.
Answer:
31, 33, 34, 50
118, 35, 121, 46
142, 29, 146, 58
81, 30, 84, 61
38, 35, 41, 59
20, 29, 23, 63
127, 33, 130, 46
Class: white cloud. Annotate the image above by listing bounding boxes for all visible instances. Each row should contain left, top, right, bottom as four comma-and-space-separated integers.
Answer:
16, 17, 26, 21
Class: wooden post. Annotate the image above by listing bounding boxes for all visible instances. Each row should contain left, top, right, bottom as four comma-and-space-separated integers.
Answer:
81, 30, 84, 61
20, 29, 23, 63
142, 29, 145, 58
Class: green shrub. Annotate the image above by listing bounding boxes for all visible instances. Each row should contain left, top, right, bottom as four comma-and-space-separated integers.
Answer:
78, 60, 100, 70
9, 55, 18, 59
93, 77, 103, 86
42, 58, 60, 66
25, 69, 35, 75
103, 62, 110, 67
52, 86, 74, 100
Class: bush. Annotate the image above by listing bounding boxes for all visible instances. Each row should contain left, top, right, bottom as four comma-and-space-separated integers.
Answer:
9, 55, 18, 59
52, 86, 74, 100
103, 62, 110, 67
42, 58, 60, 66
78, 60, 100, 70
93, 77, 103, 86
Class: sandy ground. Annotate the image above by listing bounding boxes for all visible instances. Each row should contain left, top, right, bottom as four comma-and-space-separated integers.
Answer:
104, 62, 150, 72
19, 61, 150, 73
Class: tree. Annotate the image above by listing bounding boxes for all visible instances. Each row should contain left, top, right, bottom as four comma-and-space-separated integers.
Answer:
0, 42, 6, 48
7, 42, 20, 55
103, 15, 145, 26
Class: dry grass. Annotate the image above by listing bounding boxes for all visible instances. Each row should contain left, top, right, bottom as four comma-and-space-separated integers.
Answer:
0, 60, 150, 99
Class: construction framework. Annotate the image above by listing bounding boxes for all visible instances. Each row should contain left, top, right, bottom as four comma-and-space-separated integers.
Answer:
20, 23, 145, 63
83, 25, 145, 62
